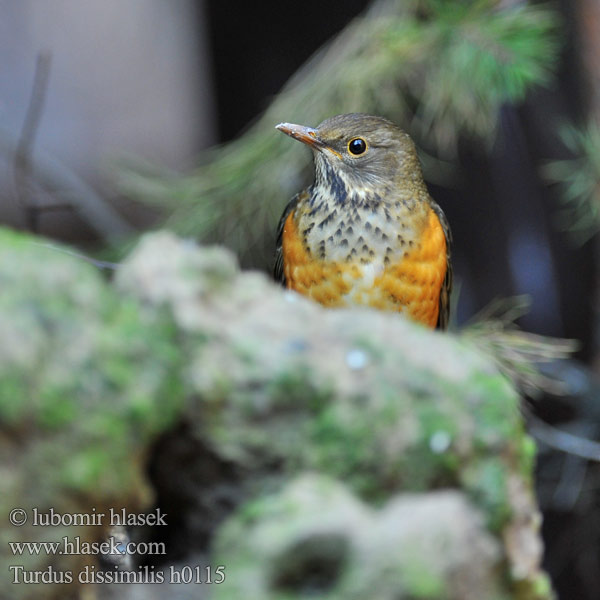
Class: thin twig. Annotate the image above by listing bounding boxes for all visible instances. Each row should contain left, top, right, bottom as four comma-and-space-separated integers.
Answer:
31, 242, 120, 271
7, 52, 134, 241
14, 52, 52, 233
0, 127, 134, 240
527, 413, 600, 462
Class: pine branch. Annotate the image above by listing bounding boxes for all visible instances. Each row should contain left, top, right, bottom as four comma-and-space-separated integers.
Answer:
413, 1, 560, 148
542, 121, 600, 241
462, 296, 578, 398
117, 0, 561, 265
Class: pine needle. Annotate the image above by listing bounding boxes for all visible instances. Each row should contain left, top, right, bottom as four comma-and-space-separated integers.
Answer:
116, 0, 562, 267
462, 296, 579, 397
542, 121, 600, 241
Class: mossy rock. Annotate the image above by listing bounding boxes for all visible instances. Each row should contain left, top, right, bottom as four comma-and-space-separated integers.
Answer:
0, 229, 552, 599
118, 232, 550, 599
0, 229, 184, 599
213, 474, 506, 600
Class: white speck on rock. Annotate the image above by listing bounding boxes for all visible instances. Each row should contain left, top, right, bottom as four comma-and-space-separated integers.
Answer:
346, 348, 369, 370
430, 430, 452, 454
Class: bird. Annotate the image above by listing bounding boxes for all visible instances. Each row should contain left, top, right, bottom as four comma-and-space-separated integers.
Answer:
274, 113, 452, 329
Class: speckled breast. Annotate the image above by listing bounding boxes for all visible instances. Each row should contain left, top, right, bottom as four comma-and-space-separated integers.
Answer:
281, 203, 447, 328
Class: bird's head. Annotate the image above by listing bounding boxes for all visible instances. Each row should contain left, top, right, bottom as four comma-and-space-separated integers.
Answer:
276, 113, 425, 204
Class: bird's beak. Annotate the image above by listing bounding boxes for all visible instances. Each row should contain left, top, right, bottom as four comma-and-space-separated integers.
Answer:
276, 122, 326, 151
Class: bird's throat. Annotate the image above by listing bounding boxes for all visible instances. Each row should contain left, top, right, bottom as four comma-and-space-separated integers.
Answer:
295, 182, 429, 267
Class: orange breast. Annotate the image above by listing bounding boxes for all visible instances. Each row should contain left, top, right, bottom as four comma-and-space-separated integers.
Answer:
282, 207, 447, 328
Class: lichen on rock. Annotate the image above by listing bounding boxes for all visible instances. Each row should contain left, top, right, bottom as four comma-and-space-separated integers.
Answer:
213, 474, 505, 600
0, 229, 552, 599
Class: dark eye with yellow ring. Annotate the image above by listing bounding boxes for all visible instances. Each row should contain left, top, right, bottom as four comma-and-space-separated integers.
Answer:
348, 137, 367, 156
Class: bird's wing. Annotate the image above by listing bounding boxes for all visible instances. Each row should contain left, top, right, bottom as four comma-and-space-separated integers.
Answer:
273, 189, 307, 285
431, 200, 453, 331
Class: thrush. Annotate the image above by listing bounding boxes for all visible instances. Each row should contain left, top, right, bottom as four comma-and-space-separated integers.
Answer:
274, 113, 452, 329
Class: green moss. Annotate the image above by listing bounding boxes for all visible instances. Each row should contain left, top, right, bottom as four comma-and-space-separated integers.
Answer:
415, 402, 458, 439
38, 387, 78, 428
399, 447, 458, 492
61, 446, 113, 491
266, 366, 333, 413
307, 397, 387, 497
462, 459, 511, 531
400, 556, 446, 598
0, 375, 29, 423
517, 435, 538, 479
530, 572, 554, 598
82, 412, 129, 442
470, 373, 521, 446
513, 570, 555, 600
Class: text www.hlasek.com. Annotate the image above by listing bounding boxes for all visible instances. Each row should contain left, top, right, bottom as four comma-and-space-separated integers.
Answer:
9, 536, 165, 557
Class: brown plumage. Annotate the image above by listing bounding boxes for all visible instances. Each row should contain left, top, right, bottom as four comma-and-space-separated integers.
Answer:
274, 113, 452, 329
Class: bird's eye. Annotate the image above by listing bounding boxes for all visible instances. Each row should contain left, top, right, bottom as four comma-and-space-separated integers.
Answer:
348, 137, 368, 156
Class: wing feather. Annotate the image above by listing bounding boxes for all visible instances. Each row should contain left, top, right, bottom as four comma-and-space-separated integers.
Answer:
273, 189, 308, 285
430, 200, 453, 330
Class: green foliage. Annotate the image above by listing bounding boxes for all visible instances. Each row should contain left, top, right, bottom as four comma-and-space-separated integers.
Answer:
412, 0, 560, 148
542, 121, 600, 240
118, 0, 562, 266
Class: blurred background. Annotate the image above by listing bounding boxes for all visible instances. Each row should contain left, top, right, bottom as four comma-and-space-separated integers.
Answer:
1, 0, 599, 598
